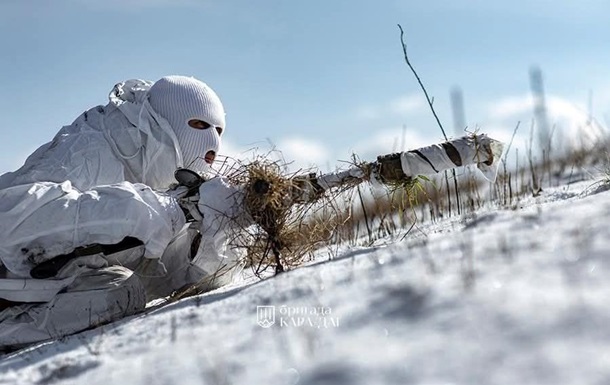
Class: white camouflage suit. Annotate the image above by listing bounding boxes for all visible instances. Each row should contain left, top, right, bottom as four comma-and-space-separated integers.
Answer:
0, 76, 244, 349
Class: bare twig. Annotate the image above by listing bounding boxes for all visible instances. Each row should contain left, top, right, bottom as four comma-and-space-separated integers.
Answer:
397, 24, 448, 141
398, 24, 460, 215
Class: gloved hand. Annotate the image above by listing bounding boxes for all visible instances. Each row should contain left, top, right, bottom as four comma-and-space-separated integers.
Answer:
189, 177, 251, 286
197, 177, 251, 236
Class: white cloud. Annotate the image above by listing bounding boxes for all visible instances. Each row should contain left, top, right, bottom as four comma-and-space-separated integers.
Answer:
389, 95, 426, 115
216, 135, 332, 174
219, 92, 609, 178
355, 94, 425, 120
221, 132, 434, 174
487, 95, 532, 119
276, 137, 331, 172
350, 127, 433, 161
216, 139, 248, 161
484, 94, 607, 156
487, 94, 594, 126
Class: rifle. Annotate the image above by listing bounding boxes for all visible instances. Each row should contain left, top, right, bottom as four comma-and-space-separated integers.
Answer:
287, 133, 503, 203
175, 133, 504, 275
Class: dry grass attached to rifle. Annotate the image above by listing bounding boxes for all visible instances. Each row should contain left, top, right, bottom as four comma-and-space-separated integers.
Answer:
224, 156, 350, 277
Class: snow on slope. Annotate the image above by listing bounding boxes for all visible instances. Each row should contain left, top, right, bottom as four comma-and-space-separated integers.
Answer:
2, 178, 610, 385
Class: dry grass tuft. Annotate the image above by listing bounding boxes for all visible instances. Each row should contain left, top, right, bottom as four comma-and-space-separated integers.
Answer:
221, 156, 353, 277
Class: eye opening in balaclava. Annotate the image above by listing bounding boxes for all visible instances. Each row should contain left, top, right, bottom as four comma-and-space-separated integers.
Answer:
187, 119, 224, 136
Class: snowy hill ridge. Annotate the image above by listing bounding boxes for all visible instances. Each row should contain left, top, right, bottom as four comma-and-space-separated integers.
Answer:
2, 178, 610, 385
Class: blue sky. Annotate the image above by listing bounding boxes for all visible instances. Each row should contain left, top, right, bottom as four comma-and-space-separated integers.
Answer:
1, 0, 609, 175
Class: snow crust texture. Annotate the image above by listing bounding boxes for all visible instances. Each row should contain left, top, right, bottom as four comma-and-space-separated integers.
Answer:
2, 180, 610, 385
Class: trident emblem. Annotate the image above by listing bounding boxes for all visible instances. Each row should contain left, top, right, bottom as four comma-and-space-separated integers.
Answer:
257, 306, 276, 328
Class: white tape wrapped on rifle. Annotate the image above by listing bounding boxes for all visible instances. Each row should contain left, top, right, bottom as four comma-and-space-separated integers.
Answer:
400, 134, 504, 182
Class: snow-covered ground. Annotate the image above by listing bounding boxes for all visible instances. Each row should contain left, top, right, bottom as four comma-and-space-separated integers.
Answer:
2, 177, 610, 385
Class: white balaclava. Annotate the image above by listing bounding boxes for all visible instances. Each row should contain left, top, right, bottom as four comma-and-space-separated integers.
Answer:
148, 75, 225, 173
